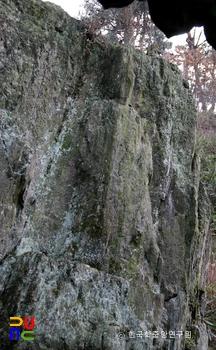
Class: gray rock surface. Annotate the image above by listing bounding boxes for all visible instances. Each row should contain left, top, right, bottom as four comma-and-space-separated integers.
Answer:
0, 0, 212, 349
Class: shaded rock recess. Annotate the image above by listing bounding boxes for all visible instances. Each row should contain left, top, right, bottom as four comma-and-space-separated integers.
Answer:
0, 0, 212, 349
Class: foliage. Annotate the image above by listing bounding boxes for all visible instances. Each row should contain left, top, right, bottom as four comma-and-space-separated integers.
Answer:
80, 0, 172, 52
197, 111, 216, 348
165, 28, 216, 112
205, 272, 216, 346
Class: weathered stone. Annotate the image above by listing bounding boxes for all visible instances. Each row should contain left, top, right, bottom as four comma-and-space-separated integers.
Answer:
0, 0, 212, 349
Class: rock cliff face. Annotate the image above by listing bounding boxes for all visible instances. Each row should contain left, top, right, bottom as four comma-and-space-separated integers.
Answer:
0, 1, 212, 349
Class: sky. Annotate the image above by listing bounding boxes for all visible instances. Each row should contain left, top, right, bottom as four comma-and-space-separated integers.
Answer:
41, 0, 199, 46
42, 0, 85, 17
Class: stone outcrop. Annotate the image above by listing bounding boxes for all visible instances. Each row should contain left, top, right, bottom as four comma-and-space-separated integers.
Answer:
0, 0, 212, 349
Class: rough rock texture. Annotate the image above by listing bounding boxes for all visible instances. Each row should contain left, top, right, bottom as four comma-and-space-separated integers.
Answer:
0, 0, 212, 349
